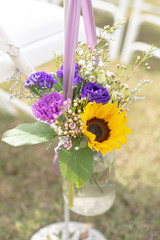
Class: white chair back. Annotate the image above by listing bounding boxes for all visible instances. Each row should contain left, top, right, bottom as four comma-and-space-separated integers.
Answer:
92, 0, 129, 60
0, 0, 65, 115
120, 0, 160, 64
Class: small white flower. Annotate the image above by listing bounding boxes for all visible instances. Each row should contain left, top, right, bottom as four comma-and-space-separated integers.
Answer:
87, 67, 93, 71
87, 62, 93, 71
106, 71, 112, 78
74, 102, 78, 107
78, 49, 83, 55
87, 62, 93, 68
98, 61, 104, 67
143, 80, 151, 84
105, 84, 111, 89
100, 70, 105, 74
85, 70, 90, 75
69, 122, 76, 130
124, 83, 129, 89
68, 109, 72, 114
89, 76, 96, 82
78, 60, 85, 66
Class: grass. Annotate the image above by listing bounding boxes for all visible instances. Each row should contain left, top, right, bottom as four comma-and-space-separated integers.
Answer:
1, 5, 160, 240
1, 68, 160, 240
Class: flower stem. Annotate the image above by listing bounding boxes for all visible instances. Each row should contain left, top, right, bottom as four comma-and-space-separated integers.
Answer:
91, 174, 103, 193
68, 182, 74, 208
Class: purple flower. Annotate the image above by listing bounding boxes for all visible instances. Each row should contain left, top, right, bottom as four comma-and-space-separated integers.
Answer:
24, 71, 57, 89
32, 92, 70, 124
75, 64, 80, 74
56, 64, 83, 84
56, 65, 63, 78
73, 74, 83, 85
81, 82, 110, 104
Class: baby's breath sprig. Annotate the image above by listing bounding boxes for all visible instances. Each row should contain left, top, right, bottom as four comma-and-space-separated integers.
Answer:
51, 98, 88, 141
123, 80, 152, 108
96, 19, 126, 47
7, 72, 37, 101
125, 45, 156, 82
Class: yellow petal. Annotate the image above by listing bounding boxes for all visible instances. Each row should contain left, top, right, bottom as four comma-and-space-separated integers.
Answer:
103, 139, 122, 149
111, 135, 127, 144
123, 127, 132, 135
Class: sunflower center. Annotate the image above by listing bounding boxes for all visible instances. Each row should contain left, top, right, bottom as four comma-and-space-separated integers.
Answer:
87, 118, 110, 142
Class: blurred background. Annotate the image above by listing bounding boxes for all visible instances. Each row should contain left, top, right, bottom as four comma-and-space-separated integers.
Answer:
0, 0, 160, 239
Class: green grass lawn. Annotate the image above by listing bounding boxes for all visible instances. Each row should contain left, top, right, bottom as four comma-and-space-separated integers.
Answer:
1, 5, 160, 240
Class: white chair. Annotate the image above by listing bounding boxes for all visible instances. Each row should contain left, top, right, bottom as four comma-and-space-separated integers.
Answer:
92, 0, 129, 61
0, 0, 65, 115
0, 0, 88, 115
120, 0, 160, 64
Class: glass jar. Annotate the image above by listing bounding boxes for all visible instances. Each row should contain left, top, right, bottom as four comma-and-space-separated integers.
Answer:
62, 150, 116, 216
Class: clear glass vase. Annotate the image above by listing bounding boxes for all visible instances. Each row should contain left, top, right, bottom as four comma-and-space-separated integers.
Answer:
62, 150, 116, 216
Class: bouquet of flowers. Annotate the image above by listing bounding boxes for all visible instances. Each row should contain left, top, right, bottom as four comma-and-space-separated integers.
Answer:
2, 22, 154, 208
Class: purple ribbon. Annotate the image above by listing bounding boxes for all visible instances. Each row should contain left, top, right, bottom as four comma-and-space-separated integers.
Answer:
63, 0, 81, 100
63, 0, 98, 100
81, 0, 97, 50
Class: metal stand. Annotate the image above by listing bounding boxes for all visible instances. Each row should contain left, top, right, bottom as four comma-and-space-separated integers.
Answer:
30, 203, 107, 240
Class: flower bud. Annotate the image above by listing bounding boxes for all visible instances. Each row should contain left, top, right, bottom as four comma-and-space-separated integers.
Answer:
89, 76, 96, 82
111, 92, 117, 102
98, 61, 104, 67
78, 60, 85, 66
97, 73, 106, 84
74, 102, 78, 107
68, 109, 72, 114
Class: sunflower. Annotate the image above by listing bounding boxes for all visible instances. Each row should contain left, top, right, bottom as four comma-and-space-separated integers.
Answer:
81, 101, 132, 155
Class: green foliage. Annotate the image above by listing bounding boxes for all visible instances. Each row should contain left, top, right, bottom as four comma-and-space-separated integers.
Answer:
59, 145, 94, 188
52, 73, 63, 92
79, 136, 88, 149
2, 122, 56, 146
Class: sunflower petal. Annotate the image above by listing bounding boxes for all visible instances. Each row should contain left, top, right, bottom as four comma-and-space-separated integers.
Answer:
111, 135, 127, 144
123, 127, 132, 135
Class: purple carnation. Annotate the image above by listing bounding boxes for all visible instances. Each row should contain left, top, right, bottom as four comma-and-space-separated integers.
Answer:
81, 82, 110, 104
24, 71, 57, 89
32, 92, 70, 124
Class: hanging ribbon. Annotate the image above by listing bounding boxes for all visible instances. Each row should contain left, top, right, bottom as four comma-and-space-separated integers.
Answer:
63, 0, 81, 100
53, 0, 98, 175
81, 0, 97, 50
63, 0, 97, 100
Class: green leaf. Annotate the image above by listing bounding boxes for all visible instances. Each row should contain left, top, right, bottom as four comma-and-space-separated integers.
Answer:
2, 122, 56, 146
79, 136, 88, 149
59, 146, 94, 188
